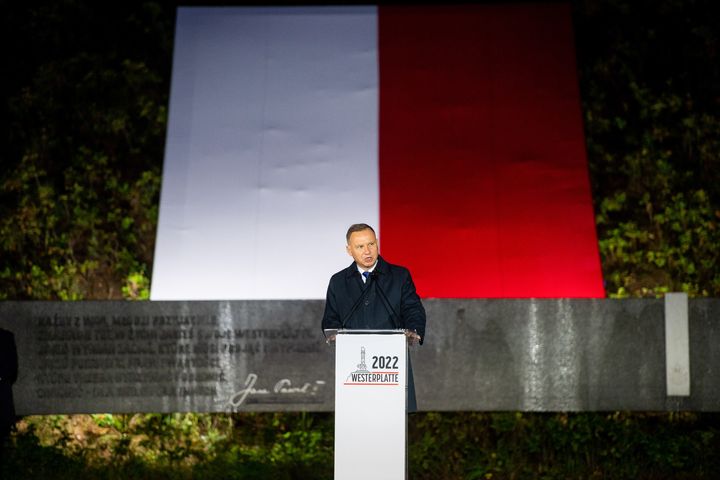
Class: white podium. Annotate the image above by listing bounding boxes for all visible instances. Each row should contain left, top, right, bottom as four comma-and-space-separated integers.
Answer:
333, 329, 407, 479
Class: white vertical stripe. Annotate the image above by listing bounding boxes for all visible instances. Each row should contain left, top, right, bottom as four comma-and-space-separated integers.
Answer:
152, 7, 379, 300
522, 299, 544, 410
665, 292, 691, 396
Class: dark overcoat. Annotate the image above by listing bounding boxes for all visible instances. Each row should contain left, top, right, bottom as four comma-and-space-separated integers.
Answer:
321, 256, 426, 410
0, 328, 18, 434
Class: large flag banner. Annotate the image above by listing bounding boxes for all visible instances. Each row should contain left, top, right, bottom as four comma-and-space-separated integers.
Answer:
151, 5, 605, 300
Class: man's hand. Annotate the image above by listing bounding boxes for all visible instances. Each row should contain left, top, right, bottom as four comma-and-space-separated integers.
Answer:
404, 329, 421, 346
325, 334, 337, 344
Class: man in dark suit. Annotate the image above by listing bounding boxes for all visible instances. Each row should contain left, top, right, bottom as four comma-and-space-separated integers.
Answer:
321, 223, 426, 410
0, 328, 18, 457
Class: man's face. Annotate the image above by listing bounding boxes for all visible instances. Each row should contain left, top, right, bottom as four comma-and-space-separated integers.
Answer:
346, 229, 379, 270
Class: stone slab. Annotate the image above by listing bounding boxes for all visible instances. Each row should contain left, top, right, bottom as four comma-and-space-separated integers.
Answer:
0, 299, 718, 413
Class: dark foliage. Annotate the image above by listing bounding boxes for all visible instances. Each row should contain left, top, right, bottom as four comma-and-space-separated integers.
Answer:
575, 0, 720, 296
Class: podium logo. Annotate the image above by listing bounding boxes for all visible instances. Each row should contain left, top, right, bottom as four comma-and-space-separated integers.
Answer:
344, 346, 400, 386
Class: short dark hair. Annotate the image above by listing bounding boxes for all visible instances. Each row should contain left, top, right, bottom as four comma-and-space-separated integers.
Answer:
346, 223, 375, 243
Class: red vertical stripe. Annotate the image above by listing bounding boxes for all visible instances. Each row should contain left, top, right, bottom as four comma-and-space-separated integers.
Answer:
378, 5, 605, 298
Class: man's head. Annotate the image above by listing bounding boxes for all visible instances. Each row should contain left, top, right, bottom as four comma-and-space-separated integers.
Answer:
345, 223, 378, 270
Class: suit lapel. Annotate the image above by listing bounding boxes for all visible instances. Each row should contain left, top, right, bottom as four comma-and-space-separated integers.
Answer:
344, 262, 365, 298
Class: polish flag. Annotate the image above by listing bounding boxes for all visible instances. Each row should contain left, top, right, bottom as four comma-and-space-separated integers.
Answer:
151, 5, 605, 300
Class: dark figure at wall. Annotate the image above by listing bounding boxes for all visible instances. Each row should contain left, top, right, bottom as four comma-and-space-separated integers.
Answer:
0, 328, 18, 459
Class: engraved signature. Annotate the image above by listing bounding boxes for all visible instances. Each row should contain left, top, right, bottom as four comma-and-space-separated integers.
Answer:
228, 373, 326, 407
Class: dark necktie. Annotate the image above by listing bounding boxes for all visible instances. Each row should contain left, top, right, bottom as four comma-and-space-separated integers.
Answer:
362, 271, 370, 287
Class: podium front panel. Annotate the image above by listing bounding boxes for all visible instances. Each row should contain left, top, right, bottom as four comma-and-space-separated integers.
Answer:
335, 332, 406, 479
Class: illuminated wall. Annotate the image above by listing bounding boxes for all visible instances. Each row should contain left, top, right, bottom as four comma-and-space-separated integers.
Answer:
152, 5, 604, 300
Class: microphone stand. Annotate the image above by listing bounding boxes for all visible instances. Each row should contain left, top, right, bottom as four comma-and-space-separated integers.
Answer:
371, 270, 400, 329
340, 276, 374, 329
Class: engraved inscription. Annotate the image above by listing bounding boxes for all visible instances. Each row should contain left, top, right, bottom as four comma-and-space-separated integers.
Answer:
30, 312, 326, 408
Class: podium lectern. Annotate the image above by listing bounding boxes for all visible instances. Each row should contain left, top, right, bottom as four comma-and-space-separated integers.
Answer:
333, 329, 407, 479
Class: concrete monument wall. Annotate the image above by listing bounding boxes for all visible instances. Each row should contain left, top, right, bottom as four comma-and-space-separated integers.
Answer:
0, 299, 718, 414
